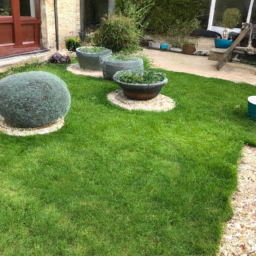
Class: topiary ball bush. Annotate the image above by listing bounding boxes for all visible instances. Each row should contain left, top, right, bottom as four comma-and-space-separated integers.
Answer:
0, 71, 71, 128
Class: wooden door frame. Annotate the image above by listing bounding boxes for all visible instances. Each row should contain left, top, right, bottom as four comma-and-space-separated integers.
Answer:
0, 0, 42, 56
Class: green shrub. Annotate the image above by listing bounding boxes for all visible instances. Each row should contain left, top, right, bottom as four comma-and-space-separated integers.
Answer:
65, 37, 82, 51
167, 18, 200, 47
115, 0, 154, 33
93, 14, 141, 53
221, 8, 241, 29
147, 0, 203, 33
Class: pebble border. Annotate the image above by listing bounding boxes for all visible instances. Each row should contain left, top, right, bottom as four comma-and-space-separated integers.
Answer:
0, 116, 65, 136
107, 89, 176, 112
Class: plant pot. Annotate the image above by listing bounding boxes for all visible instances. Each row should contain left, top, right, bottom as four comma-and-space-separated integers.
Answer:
113, 70, 168, 100
76, 47, 112, 70
248, 96, 256, 120
100, 56, 144, 81
182, 44, 196, 55
214, 38, 233, 49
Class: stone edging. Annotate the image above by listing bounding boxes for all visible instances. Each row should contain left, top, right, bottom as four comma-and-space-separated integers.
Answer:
107, 90, 176, 112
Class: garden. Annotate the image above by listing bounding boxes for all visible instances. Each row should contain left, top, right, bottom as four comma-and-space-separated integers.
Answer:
0, 1, 256, 255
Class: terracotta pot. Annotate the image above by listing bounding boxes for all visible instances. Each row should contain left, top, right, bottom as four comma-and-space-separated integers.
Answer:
182, 44, 196, 55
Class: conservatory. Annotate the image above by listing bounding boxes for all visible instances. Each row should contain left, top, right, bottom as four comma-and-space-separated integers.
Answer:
208, 0, 256, 35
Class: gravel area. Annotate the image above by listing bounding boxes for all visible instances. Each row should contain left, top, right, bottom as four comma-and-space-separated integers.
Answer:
107, 90, 176, 112
219, 145, 256, 256
0, 115, 64, 136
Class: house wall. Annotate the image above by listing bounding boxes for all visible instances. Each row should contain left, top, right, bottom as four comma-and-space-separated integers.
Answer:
40, 0, 80, 51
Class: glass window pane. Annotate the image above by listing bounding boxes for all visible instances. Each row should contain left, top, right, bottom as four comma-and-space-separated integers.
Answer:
20, 0, 36, 17
213, 0, 250, 28
0, 0, 12, 16
250, 2, 256, 23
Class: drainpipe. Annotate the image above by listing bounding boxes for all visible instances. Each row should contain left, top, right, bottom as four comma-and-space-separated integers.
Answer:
54, 0, 59, 51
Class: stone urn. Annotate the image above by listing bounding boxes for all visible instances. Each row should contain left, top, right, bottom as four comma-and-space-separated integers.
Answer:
100, 55, 143, 80
113, 70, 168, 100
76, 46, 112, 70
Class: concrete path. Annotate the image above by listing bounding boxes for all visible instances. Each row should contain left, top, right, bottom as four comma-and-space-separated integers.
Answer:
1, 48, 256, 86
140, 48, 256, 86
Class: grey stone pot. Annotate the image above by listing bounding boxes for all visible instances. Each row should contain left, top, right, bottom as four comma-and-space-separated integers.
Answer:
100, 56, 143, 80
76, 46, 112, 70
113, 70, 168, 100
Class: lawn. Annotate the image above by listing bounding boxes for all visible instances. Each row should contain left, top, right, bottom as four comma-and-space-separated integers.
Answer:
0, 63, 256, 255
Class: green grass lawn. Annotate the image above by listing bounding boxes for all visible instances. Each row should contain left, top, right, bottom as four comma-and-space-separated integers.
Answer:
0, 63, 256, 255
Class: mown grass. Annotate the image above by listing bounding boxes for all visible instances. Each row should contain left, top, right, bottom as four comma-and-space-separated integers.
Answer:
0, 62, 256, 256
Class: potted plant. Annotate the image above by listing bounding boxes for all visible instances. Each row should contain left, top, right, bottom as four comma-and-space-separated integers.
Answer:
113, 69, 168, 100
215, 8, 241, 48
76, 46, 112, 70
182, 40, 196, 55
100, 54, 144, 80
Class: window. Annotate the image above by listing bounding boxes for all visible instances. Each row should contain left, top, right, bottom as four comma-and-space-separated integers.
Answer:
0, 0, 12, 16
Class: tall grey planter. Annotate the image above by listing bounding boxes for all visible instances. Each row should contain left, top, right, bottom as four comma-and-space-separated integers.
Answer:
100, 56, 144, 80
76, 47, 112, 71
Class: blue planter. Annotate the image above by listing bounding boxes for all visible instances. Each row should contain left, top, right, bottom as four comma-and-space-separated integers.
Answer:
214, 38, 233, 49
160, 43, 169, 50
248, 96, 256, 120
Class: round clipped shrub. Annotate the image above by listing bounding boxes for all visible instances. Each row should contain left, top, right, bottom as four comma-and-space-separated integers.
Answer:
0, 71, 71, 128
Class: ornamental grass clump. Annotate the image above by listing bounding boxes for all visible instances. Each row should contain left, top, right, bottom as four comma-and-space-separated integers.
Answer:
93, 14, 141, 53
119, 69, 166, 84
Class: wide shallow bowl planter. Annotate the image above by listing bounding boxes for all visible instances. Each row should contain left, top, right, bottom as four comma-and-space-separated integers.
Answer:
214, 38, 233, 49
182, 44, 196, 55
100, 56, 143, 80
76, 46, 112, 70
113, 70, 168, 100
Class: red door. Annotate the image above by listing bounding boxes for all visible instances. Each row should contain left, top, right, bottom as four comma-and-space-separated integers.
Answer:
0, 0, 41, 57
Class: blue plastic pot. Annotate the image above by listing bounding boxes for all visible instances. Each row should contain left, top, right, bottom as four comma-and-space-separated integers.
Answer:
160, 43, 169, 50
248, 96, 256, 120
214, 38, 233, 49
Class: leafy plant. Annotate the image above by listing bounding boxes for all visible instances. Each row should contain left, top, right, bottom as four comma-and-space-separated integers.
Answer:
115, 0, 154, 33
65, 37, 82, 51
221, 8, 241, 29
79, 47, 107, 53
93, 14, 141, 53
147, 0, 203, 33
183, 40, 196, 45
119, 69, 165, 84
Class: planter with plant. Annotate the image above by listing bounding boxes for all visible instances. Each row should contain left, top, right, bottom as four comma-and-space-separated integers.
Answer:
100, 54, 144, 80
113, 69, 167, 100
76, 46, 112, 70
182, 40, 196, 55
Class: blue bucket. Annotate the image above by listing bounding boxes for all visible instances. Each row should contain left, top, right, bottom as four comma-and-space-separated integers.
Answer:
214, 38, 233, 49
248, 96, 256, 120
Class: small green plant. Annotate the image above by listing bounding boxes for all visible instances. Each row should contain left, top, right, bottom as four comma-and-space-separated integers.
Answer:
221, 8, 241, 29
93, 14, 141, 53
79, 47, 106, 54
119, 69, 165, 84
65, 37, 81, 51
183, 40, 196, 45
